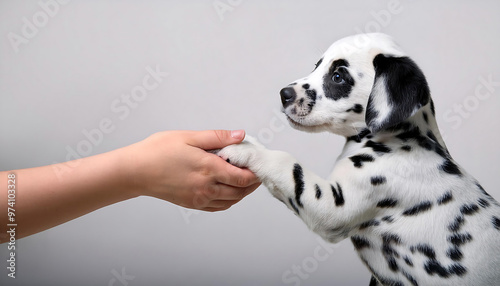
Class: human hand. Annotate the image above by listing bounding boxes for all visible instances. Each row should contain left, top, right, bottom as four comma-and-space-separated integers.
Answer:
124, 130, 261, 211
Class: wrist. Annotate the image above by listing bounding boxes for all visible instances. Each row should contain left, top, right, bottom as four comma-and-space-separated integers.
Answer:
107, 145, 144, 199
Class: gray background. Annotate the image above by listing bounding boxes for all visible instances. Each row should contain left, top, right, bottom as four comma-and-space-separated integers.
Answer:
1, 1, 499, 285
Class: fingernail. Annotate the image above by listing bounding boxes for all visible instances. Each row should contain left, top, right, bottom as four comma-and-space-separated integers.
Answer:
230, 130, 245, 140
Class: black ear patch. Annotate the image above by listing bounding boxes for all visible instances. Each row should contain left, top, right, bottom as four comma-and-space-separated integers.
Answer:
365, 54, 430, 133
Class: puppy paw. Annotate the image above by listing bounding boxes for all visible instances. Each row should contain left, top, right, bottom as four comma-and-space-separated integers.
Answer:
217, 135, 264, 169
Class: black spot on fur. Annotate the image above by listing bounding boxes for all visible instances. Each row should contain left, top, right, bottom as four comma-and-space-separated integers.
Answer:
478, 198, 490, 208
426, 130, 438, 143
447, 246, 463, 261
349, 154, 375, 168
369, 276, 379, 286
424, 260, 450, 278
313, 58, 323, 71
306, 89, 317, 101
405, 127, 435, 150
382, 215, 394, 223
359, 219, 380, 230
418, 138, 433, 150
493, 216, 500, 230
323, 59, 354, 101
475, 183, 499, 206
437, 191, 453, 205
449, 264, 467, 276
401, 145, 412, 152
415, 244, 436, 259
448, 216, 465, 232
377, 198, 398, 208
331, 183, 345, 206
362, 257, 404, 286
225, 158, 230, 163
423, 112, 429, 124
439, 159, 462, 176
425, 259, 467, 277
430, 99, 436, 116
351, 235, 371, 250
314, 184, 322, 199
403, 256, 414, 267
302, 83, 310, 89
371, 176, 387, 186
403, 201, 432, 216
288, 197, 300, 215
387, 257, 399, 272
460, 203, 479, 216
293, 164, 305, 208
402, 270, 419, 286
383, 233, 402, 245
346, 104, 364, 114
476, 183, 492, 199
448, 233, 472, 246
382, 233, 401, 272
434, 144, 449, 159
306, 91, 317, 112
396, 125, 449, 158
365, 140, 392, 154
347, 128, 371, 143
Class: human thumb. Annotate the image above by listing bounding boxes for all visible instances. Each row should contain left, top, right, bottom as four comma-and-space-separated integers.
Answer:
188, 129, 245, 150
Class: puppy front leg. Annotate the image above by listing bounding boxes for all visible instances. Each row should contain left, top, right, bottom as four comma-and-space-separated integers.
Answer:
217, 136, 359, 243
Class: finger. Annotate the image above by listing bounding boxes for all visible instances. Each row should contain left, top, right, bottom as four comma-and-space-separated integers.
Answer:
200, 183, 261, 212
187, 130, 246, 151
213, 182, 261, 201
210, 155, 260, 187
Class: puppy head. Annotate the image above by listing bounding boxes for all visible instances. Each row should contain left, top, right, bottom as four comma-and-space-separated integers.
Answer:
280, 33, 430, 136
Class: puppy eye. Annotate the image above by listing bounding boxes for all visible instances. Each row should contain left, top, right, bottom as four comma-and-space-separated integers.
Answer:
332, 72, 344, 84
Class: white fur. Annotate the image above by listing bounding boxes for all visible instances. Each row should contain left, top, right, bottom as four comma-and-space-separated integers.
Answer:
218, 33, 500, 286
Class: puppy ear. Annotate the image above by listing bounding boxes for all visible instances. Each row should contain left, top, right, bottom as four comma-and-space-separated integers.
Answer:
365, 54, 430, 133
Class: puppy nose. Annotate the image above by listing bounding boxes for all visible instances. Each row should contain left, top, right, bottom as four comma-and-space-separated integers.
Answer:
280, 87, 297, 108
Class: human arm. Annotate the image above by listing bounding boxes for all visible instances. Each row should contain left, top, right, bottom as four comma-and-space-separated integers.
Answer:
0, 130, 260, 242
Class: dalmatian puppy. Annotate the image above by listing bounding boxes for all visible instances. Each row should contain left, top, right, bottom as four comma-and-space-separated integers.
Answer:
217, 33, 500, 285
